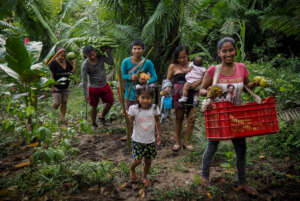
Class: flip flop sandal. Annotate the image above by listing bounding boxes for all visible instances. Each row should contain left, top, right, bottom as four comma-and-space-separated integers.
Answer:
172, 144, 181, 152
200, 177, 210, 186
237, 184, 258, 196
143, 179, 150, 187
130, 174, 138, 183
183, 144, 194, 151
120, 136, 127, 141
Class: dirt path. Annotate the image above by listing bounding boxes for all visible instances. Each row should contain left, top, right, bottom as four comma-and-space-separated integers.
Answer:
67, 116, 205, 200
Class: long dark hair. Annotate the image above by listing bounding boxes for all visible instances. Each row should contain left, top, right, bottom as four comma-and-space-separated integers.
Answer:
135, 86, 159, 110
172, 45, 189, 64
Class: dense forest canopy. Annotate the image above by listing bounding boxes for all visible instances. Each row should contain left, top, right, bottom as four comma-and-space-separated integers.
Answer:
1, 0, 300, 71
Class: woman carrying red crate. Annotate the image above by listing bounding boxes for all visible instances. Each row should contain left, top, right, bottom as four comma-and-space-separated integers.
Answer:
199, 37, 258, 195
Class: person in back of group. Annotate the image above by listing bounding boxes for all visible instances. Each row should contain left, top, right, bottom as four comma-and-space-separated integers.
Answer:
128, 86, 162, 187
120, 40, 158, 140
81, 45, 114, 129
49, 47, 76, 123
178, 56, 206, 106
199, 37, 258, 195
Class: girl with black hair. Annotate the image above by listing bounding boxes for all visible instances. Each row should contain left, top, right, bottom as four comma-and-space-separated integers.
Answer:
128, 86, 162, 187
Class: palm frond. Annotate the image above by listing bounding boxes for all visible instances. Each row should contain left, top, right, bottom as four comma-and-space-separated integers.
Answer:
142, 0, 181, 44
0, 20, 18, 31
30, 3, 58, 43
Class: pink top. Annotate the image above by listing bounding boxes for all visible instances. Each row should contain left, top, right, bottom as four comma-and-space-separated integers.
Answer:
207, 62, 249, 105
185, 62, 206, 83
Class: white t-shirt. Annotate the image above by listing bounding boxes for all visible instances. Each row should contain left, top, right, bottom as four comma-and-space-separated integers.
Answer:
128, 104, 160, 144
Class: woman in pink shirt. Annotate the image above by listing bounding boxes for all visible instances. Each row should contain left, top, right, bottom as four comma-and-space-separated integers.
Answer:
199, 37, 257, 195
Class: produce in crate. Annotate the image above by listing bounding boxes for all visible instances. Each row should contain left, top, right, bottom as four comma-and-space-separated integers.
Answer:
207, 85, 223, 99
253, 76, 268, 87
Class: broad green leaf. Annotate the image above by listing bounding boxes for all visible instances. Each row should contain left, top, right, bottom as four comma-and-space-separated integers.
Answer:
279, 87, 286, 92
40, 77, 55, 88
0, 64, 20, 80
5, 37, 32, 74
26, 105, 35, 117
12, 92, 28, 100
26, 41, 43, 63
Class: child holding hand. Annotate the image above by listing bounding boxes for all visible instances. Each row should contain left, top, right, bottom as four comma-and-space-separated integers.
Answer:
128, 86, 162, 187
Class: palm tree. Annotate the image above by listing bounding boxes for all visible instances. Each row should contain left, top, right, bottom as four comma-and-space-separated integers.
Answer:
101, 0, 185, 80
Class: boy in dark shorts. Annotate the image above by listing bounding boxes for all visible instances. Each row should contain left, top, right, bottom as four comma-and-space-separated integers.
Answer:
81, 45, 114, 129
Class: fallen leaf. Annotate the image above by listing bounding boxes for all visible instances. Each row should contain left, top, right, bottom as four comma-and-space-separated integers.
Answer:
259, 155, 265, 159
217, 177, 226, 184
138, 188, 145, 200
207, 192, 212, 199
14, 160, 30, 168
120, 183, 127, 190
105, 132, 110, 135
286, 174, 292, 179
100, 187, 105, 194
28, 142, 39, 147
88, 185, 98, 191
2, 170, 10, 176
284, 157, 290, 161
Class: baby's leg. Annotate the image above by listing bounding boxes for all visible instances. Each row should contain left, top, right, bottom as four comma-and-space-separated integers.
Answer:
179, 82, 192, 102
182, 82, 192, 97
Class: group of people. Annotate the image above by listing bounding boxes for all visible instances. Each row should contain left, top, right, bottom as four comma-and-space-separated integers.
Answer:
48, 37, 258, 195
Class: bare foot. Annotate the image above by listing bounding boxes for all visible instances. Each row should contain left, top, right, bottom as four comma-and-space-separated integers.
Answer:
143, 178, 150, 187
201, 177, 210, 186
130, 170, 138, 183
237, 184, 258, 195
172, 144, 181, 152
183, 144, 194, 151
120, 136, 127, 141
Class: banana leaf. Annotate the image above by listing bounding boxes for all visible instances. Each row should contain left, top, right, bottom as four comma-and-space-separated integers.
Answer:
5, 37, 31, 75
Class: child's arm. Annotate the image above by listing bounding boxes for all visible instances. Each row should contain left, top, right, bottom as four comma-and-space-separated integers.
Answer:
155, 115, 162, 145
128, 115, 135, 137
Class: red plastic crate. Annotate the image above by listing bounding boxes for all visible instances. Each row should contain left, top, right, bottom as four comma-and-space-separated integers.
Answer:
204, 96, 279, 140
